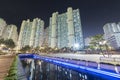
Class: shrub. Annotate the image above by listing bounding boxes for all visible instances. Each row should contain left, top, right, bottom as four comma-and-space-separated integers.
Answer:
4, 56, 18, 80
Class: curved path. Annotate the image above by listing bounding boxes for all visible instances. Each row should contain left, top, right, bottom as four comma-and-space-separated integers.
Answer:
0, 55, 15, 80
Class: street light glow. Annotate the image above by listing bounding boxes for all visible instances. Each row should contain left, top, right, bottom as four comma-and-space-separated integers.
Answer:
99, 40, 107, 45
74, 43, 79, 48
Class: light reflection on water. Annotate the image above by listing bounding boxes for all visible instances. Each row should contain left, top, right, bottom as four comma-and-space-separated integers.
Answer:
21, 59, 105, 80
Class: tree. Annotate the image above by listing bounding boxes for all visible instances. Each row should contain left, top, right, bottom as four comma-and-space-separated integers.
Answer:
0, 38, 5, 44
34, 46, 40, 53
4, 39, 15, 49
20, 45, 31, 53
89, 34, 104, 50
3, 39, 16, 54
89, 34, 110, 57
88, 34, 104, 54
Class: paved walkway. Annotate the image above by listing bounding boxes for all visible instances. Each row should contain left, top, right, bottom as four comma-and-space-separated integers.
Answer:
41, 53, 120, 65
0, 55, 15, 80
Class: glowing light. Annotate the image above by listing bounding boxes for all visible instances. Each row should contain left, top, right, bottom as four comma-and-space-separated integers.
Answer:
19, 54, 120, 80
74, 43, 79, 48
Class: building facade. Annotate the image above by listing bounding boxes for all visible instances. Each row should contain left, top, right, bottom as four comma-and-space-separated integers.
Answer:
18, 18, 44, 50
0, 18, 18, 45
48, 7, 84, 50
103, 23, 120, 49
43, 27, 49, 46
0, 18, 7, 38
2, 24, 18, 45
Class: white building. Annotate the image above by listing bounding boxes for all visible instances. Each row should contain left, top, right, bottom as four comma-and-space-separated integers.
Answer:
18, 18, 44, 50
43, 27, 49, 46
0, 18, 18, 45
48, 7, 84, 50
2, 24, 18, 45
103, 23, 120, 49
0, 18, 7, 38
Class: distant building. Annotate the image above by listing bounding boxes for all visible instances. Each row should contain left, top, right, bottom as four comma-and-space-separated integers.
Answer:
84, 37, 92, 47
103, 23, 120, 49
48, 7, 84, 50
2, 25, 18, 45
43, 27, 49, 46
0, 18, 7, 38
18, 18, 44, 50
0, 18, 18, 45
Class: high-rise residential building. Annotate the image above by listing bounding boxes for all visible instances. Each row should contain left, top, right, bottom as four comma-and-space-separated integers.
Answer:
0, 18, 18, 45
103, 23, 120, 49
2, 24, 18, 45
0, 18, 7, 38
18, 18, 44, 50
48, 7, 84, 50
43, 27, 49, 46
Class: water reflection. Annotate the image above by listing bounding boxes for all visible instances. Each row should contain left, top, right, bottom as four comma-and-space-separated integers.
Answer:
21, 59, 105, 80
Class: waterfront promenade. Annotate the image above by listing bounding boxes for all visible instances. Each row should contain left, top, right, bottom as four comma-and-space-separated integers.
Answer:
19, 53, 120, 80
40, 53, 120, 65
0, 55, 15, 80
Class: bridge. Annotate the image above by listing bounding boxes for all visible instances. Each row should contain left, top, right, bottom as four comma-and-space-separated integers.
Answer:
19, 53, 120, 80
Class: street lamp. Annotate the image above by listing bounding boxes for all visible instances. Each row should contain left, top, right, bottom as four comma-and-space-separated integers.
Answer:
99, 40, 107, 57
99, 42, 104, 57
74, 43, 79, 52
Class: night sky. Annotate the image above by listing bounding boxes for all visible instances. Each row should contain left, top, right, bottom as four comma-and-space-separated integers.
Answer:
0, 0, 120, 38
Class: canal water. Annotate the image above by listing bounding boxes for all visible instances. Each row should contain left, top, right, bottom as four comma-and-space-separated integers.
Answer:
21, 59, 106, 80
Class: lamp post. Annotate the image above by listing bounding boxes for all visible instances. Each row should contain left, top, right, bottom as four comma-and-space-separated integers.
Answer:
99, 41, 105, 57
99, 40, 108, 57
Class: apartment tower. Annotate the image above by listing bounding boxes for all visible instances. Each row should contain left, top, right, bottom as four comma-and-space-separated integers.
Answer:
18, 18, 44, 50
49, 7, 84, 50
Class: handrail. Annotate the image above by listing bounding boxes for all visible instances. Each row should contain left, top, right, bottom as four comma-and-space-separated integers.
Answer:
19, 54, 120, 80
